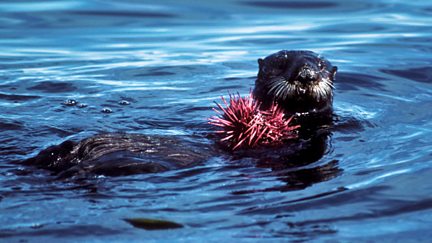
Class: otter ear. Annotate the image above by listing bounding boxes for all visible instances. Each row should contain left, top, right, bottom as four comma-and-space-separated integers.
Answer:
258, 58, 264, 68
331, 66, 337, 80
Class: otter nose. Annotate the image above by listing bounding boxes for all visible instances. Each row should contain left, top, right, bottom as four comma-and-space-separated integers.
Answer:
298, 65, 317, 83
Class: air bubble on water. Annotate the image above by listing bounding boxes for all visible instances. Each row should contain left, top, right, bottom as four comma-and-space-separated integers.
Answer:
63, 99, 77, 106
30, 223, 44, 229
119, 100, 130, 105
101, 108, 113, 113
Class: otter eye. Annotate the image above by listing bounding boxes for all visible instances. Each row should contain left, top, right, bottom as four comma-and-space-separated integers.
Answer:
318, 60, 326, 70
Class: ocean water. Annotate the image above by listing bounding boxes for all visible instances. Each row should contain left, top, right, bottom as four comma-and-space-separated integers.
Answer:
1, 0, 432, 242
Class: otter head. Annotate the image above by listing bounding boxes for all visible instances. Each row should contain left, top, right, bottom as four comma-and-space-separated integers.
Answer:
254, 50, 337, 117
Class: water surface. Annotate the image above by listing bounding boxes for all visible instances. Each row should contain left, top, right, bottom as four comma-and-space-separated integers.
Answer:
1, 0, 432, 241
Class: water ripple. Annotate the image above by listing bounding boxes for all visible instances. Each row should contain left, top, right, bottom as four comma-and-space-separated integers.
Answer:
1, 0, 432, 241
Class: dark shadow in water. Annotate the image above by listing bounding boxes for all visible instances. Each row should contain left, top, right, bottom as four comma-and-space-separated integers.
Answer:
28, 81, 77, 93
0, 225, 124, 239
231, 129, 342, 194
332, 112, 376, 134
0, 119, 24, 131
336, 72, 387, 91
381, 66, 432, 84
68, 10, 177, 19
242, 1, 338, 9
134, 71, 175, 77
280, 186, 432, 227
0, 93, 40, 102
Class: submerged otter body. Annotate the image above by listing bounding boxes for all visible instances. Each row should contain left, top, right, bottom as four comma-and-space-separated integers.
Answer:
22, 50, 337, 178
254, 50, 337, 125
22, 133, 209, 178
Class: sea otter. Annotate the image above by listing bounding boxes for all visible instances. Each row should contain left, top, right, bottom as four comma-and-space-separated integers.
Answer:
21, 50, 337, 178
254, 50, 337, 128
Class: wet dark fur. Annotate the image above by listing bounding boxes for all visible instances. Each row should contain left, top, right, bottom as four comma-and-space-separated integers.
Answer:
21, 50, 337, 178
254, 50, 337, 127
22, 133, 209, 178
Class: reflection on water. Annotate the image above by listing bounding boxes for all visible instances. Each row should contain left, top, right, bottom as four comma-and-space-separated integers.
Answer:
1, 0, 432, 241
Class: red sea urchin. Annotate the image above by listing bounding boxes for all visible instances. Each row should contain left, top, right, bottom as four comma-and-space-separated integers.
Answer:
208, 92, 300, 150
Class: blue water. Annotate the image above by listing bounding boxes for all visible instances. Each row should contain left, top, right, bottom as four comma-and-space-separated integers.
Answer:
1, 0, 432, 241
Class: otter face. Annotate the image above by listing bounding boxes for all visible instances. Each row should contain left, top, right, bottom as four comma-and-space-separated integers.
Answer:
254, 50, 337, 116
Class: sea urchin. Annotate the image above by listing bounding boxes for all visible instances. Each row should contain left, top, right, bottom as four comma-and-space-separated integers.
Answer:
208, 92, 300, 150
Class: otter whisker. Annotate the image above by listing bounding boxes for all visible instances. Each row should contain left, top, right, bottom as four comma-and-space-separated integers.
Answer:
267, 82, 283, 97
321, 78, 334, 89
274, 82, 287, 99
283, 84, 295, 100
280, 85, 289, 100
279, 86, 288, 100
266, 77, 287, 99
